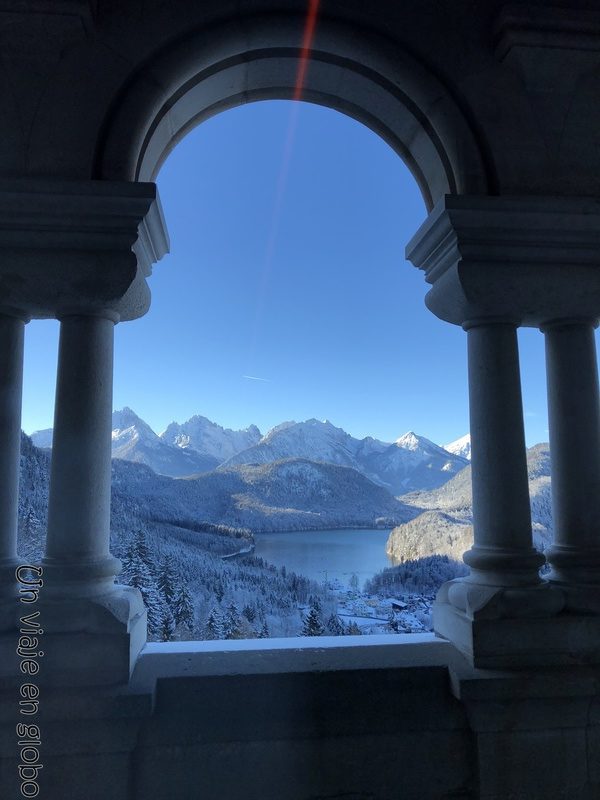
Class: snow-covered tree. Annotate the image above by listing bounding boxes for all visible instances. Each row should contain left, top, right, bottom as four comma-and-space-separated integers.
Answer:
257, 621, 270, 639
144, 586, 169, 637
157, 555, 178, 606
125, 528, 154, 573
204, 607, 225, 640
19, 505, 44, 562
345, 621, 362, 636
326, 613, 345, 636
386, 612, 400, 633
159, 606, 176, 641
121, 549, 154, 593
120, 532, 168, 636
308, 595, 322, 615
301, 605, 325, 637
173, 584, 195, 632
223, 602, 242, 639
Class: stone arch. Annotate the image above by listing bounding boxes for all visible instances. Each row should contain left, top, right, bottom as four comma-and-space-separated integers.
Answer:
94, 14, 492, 211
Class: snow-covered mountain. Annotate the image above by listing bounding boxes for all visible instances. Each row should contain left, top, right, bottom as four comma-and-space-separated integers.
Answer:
224, 421, 468, 494
30, 410, 467, 493
19, 431, 415, 541
361, 431, 468, 494
386, 442, 552, 563
111, 408, 219, 477
32, 408, 260, 479
160, 415, 261, 462
223, 418, 386, 473
30, 428, 53, 449
443, 433, 471, 461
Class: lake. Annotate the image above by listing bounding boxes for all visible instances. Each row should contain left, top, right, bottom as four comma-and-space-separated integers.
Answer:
252, 528, 395, 587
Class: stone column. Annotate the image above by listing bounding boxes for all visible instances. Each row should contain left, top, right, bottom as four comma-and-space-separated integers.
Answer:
0, 313, 25, 605
461, 321, 543, 587
43, 313, 121, 596
0, 179, 169, 686
404, 195, 588, 667
542, 319, 600, 610
38, 310, 148, 686
434, 319, 563, 653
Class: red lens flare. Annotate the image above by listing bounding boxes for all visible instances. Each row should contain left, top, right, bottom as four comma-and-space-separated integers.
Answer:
246, 0, 321, 375
293, 0, 321, 101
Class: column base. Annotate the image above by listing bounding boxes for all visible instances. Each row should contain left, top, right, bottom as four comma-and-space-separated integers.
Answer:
438, 576, 565, 619
435, 594, 600, 668
40, 554, 123, 597
548, 579, 600, 615
0, 584, 146, 688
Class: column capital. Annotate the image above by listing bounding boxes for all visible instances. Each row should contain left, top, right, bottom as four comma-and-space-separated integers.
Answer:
540, 316, 599, 332
406, 194, 600, 327
0, 178, 170, 321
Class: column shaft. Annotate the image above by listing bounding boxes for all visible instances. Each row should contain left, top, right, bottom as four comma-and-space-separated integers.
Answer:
463, 322, 543, 584
544, 320, 600, 584
45, 315, 120, 593
0, 315, 25, 586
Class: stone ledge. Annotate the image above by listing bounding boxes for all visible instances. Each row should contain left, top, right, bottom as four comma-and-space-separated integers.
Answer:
129, 633, 456, 693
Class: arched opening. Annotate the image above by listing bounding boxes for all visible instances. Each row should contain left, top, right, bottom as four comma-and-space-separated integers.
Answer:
19, 96, 482, 643
94, 13, 492, 206
16, 12, 539, 646
78, 10, 492, 645
108, 98, 474, 642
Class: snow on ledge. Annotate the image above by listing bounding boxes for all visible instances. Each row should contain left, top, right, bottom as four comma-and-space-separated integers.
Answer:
130, 634, 455, 694
142, 632, 437, 653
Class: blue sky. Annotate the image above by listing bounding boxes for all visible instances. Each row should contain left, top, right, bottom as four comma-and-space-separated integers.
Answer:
22, 100, 557, 446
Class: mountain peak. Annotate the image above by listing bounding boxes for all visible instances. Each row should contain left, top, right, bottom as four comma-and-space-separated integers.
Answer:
443, 433, 471, 461
160, 413, 262, 462
263, 421, 297, 440
111, 408, 159, 447
395, 431, 421, 449
112, 407, 151, 432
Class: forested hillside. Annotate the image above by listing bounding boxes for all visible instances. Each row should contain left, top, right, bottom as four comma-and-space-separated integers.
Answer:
387, 443, 553, 562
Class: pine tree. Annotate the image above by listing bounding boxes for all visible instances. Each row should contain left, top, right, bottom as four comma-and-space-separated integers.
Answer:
173, 585, 195, 632
257, 621, 270, 639
301, 606, 325, 637
127, 529, 154, 573
22, 506, 42, 538
204, 607, 225, 640
157, 555, 178, 606
144, 586, 169, 638
121, 549, 154, 593
242, 604, 256, 623
224, 602, 242, 639
387, 612, 400, 633
308, 595, 323, 615
119, 534, 167, 637
159, 606, 176, 642
345, 621, 362, 636
326, 613, 345, 636
19, 505, 43, 562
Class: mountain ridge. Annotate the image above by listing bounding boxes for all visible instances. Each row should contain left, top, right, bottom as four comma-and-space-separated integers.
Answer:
31, 409, 469, 492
